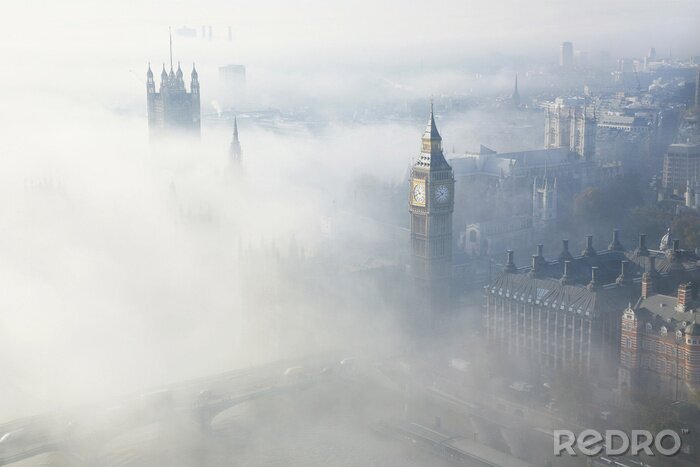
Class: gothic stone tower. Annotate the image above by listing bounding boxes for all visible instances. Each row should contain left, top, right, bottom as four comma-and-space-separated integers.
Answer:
146, 33, 201, 139
409, 105, 454, 319
147, 62, 200, 138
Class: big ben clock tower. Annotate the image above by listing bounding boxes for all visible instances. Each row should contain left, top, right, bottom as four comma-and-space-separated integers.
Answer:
409, 104, 454, 319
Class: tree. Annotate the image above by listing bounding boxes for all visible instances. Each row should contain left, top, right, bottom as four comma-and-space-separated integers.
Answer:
624, 206, 673, 244
572, 174, 645, 229
672, 212, 700, 250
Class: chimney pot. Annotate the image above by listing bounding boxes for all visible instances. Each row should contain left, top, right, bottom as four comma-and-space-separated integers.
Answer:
587, 266, 600, 290
504, 250, 517, 273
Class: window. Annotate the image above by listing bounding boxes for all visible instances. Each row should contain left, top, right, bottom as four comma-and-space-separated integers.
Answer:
661, 326, 667, 336
646, 323, 653, 332
469, 230, 477, 242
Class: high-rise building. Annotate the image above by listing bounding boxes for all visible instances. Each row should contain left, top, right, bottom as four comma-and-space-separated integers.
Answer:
409, 105, 455, 319
695, 68, 699, 108
662, 144, 700, 194
543, 97, 596, 159
219, 64, 247, 107
560, 41, 574, 70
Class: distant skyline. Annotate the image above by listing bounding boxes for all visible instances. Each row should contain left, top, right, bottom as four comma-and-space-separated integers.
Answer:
3, 0, 699, 71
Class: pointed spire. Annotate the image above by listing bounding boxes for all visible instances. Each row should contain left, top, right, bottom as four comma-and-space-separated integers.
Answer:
425, 98, 442, 140
147, 62, 153, 78
191, 62, 198, 79
415, 99, 451, 171
230, 116, 242, 163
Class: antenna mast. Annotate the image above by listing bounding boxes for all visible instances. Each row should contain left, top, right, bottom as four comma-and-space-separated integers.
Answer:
169, 26, 173, 70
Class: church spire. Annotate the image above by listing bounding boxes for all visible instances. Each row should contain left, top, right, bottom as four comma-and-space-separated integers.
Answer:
230, 116, 242, 163
415, 100, 450, 170
424, 99, 442, 140
512, 74, 521, 108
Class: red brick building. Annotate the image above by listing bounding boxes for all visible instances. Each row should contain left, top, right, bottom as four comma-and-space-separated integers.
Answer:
619, 252, 700, 400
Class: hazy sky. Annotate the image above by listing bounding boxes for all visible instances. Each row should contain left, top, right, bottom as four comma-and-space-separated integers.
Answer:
3, 0, 700, 69
0, 0, 698, 420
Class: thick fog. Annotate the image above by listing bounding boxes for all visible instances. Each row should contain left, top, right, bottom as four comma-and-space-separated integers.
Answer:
0, 3, 699, 466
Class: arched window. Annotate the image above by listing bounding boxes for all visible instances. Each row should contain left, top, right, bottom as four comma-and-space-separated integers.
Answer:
677, 330, 683, 340
645, 322, 653, 332
469, 230, 477, 242
661, 326, 668, 336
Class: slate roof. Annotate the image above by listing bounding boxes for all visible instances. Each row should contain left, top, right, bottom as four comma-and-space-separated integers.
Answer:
487, 270, 634, 318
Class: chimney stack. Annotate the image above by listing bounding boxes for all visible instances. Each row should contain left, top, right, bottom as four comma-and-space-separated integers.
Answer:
608, 229, 624, 251
616, 260, 631, 285
676, 283, 692, 312
558, 239, 574, 262
647, 255, 658, 276
529, 255, 540, 278
587, 266, 600, 290
582, 235, 596, 257
504, 250, 517, 273
641, 272, 653, 299
560, 260, 573, 285
635, 233, 649, 257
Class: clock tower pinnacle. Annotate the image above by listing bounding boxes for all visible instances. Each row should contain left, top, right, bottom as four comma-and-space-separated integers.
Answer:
408, 103, 454, 319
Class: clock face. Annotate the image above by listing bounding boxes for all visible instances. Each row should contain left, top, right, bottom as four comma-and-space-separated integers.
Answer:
435, 185, 449, 203
412, 181, 426, 205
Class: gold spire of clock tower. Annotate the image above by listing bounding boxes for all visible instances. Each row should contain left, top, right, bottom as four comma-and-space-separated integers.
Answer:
416, 101, 450, 170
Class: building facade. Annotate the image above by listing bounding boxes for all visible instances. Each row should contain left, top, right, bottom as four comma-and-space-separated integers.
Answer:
619, 262, 700, 400
409, 106, 455, 317
544, 97, 597, 160
484, 233, 641, 376
560, 42, 574, 70
662, 143, 700, 195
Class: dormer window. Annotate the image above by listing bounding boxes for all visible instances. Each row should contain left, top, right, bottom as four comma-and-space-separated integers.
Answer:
661, 326, 667, 336
676, 330, 683, 340
646, 323, 653, 332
